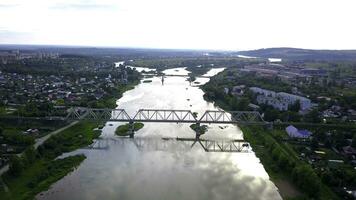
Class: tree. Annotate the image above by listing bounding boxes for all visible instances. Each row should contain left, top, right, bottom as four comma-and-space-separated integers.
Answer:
278, 153, 290, 170
304, 109, 321, 123
237, 97, 250, 110
289, 100, 301, 112
292, 165, 321, 197
8, 155, 24, 177
24, 146, 37, 165
264, 108, 280, 122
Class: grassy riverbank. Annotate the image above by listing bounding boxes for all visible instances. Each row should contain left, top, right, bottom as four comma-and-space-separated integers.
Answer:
0, 155, 85, 200
93, 81, 139, 109
0, 122, 101, 200
241, 126, 338, 200
115, 122, 144, 136
38, 122, 100, 158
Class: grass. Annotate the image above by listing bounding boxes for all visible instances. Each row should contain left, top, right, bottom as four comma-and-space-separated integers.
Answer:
0, 121, 101, 199
39, 121, 100, 158
0, 155, 85, 200
0, 106, 6, 115
115, 122, 144, 136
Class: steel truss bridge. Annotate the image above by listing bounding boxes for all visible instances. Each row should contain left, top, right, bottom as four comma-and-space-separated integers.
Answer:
84, 137, 250, 153
66, 107, 267, 125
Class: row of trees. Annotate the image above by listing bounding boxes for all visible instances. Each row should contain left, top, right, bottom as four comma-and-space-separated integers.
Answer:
262, 130, 322, 198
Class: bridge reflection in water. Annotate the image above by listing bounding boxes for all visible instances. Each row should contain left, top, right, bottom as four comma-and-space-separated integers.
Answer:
84, 137, 250, 153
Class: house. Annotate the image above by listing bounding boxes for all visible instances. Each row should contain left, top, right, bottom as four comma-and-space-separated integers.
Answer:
248, 103, 260, 111
285, 125, 312, 138
348, 109, 356, 120
231, 85, 245, 96
23, 128, 39, 136
328, 160, 344, 169
257, 95, 289, 111
300, 68, 327, 76
342, 146, 356, 156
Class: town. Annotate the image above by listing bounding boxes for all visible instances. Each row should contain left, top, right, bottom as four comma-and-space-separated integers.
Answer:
202, 59, 356, 199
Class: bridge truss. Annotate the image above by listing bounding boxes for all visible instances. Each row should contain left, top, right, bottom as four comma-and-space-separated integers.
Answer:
66, 107, 266, 125
85, 137, 250, 153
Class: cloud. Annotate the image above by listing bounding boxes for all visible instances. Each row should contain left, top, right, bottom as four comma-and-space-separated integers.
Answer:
49, 2, 117, 11
0, 3, 19, 8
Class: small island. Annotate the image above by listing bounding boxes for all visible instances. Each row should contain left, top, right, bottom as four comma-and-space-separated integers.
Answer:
189, 123, 208, 135
115, 122, 144, 136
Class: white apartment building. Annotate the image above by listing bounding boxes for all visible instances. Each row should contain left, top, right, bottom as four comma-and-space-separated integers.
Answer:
250, 87, 312, 111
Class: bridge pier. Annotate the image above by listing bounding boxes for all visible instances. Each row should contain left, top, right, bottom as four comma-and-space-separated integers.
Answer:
194, 123, 203, 140
129, 121, 135, 138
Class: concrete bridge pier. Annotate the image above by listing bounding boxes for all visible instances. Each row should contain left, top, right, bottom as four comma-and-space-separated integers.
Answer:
194, 123, 202, 140
129, 121, 135, 138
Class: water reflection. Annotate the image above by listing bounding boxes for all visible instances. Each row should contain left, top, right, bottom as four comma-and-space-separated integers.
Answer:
84, 137, 251, 153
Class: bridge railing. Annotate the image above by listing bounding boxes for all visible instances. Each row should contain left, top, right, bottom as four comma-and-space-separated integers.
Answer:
199, 110, 265, 124
133, 109, 198, 122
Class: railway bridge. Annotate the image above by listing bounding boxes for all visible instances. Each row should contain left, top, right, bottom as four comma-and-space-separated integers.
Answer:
65, 107, 268, 137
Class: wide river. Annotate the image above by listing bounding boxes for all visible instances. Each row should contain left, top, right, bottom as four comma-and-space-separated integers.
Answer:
37, 67, 282, 200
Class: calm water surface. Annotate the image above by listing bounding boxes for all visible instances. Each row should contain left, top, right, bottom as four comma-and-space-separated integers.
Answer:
36, 67, 282, 200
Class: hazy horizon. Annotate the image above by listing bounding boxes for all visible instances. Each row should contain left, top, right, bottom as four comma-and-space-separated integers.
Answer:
1, 44, 356, 52
1, 0, 356, 50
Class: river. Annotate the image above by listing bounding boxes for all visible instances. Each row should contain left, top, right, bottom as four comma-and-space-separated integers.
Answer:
36, 66, 282, 200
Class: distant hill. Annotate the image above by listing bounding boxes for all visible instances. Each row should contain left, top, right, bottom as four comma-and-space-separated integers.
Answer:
238, 47, 356, 61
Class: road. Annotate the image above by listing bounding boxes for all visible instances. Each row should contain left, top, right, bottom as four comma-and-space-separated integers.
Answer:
34, 121, 79, 149
0, 121, 79, 176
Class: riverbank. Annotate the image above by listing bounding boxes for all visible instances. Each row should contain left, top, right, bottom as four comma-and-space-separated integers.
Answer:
0, 65, 142, 199
0, 155, 85, 200
241, 126, 338, 200
241, 126, 302, 199
0, 122, 100, 200
94, 80, 140, 109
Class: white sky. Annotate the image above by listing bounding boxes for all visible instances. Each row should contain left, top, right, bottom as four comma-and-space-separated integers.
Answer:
0, 0, 356, 50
